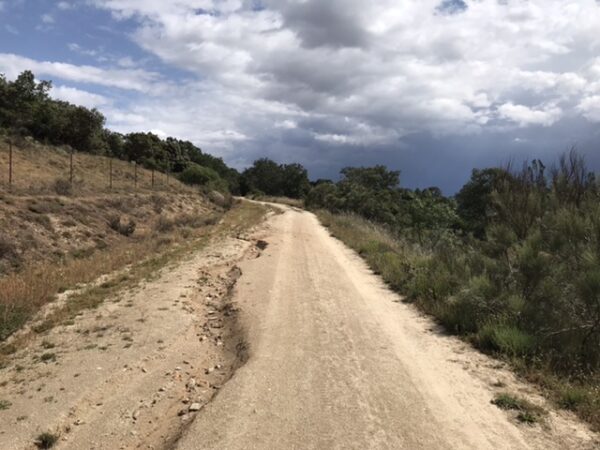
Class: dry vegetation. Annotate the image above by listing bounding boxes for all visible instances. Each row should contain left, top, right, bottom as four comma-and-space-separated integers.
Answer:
0, 137, 190, 194
0, 140, 257, 352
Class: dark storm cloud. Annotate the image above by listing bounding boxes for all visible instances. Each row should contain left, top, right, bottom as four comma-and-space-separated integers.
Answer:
274, 0, 371, 49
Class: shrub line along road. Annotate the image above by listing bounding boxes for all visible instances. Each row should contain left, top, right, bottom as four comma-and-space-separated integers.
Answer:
175, 205, 596, 450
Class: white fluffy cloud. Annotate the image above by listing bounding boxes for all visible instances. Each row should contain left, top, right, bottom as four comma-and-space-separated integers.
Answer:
498, 103, 563, 127
50, 85, 110, 109
83, 0, 600, 150
0, 53, 165, 93
577, 96, 600, 122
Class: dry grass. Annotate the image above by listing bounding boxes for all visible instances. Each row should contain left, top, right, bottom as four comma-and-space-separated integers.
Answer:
251, 195, 305, 209
0, 138, 193, 195
492, 392, 547, 425
0, 200, 268, 363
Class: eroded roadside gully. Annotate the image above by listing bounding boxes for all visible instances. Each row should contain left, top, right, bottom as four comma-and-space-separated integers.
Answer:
0, 208, 276, 450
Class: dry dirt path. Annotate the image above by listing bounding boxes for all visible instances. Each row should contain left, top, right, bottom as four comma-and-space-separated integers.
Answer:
175, 206, 598, 450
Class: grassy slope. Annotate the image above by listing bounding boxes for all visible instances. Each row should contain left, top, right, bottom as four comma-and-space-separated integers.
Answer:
316, 210, 599, 431
0, 138, 185, 194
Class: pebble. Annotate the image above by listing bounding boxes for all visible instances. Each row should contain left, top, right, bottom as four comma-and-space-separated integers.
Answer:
189, 403, 202, 412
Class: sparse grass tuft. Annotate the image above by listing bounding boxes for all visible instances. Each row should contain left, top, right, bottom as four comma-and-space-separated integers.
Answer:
40, 340, 55, 349
516, 411, 538, 424
108, 215, 136, 237
492, 392, 525, 410
491, 393, 545, 424
558, 385, 589, 411
34, 431, 59, 449
0, 399, 12, 410
39, 352, 56, 363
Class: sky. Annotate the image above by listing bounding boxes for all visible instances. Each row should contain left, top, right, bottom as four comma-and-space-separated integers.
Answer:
1, 0, 600, 193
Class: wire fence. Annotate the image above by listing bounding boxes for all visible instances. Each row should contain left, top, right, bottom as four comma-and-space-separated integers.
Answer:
0, 137, 183, 196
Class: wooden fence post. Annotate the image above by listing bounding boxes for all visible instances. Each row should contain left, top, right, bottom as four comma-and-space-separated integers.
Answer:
8, 139, 13, 190
109, 155, 113, 190
69, 148, 74, 186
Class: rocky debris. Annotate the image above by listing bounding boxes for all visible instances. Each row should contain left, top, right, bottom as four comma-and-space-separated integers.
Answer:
189, 403, 202, 412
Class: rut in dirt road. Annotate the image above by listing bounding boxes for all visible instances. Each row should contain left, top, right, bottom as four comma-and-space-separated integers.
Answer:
175, 207, 598, 450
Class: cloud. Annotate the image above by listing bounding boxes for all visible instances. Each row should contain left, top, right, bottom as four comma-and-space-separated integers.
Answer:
57, 2, 73, 10
498, 103, 563, 127
41, 13, 54, 24
87, 1, 600, 140
67, 43, 99, 57
50, 85, 111, 108
0, 53, 165, 93
577, 96, 600, 122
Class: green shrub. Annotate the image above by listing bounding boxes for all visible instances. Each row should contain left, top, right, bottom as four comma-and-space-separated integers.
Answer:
492, 393, 525, 410
557, 385, 590, 411
434, 275, 495, 334
179, 164, 223, 188
477, 323, 535, 357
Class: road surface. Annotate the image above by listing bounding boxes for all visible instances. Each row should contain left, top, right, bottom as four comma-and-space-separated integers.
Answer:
175, 206, 596, 450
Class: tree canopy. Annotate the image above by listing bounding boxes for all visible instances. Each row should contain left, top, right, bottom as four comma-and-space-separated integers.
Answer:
0, 70, 241, 193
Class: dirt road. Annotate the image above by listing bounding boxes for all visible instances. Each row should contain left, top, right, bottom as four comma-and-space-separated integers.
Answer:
0, 204, 596, 449
175, 206, 597, 450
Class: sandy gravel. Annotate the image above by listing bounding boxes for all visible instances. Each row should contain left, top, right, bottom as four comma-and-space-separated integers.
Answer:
175, 207, 598, 450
